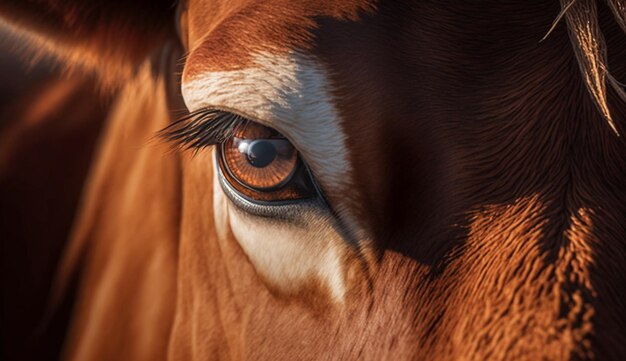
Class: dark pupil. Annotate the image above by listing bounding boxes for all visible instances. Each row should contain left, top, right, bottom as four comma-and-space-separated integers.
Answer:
246, 140, 276, 168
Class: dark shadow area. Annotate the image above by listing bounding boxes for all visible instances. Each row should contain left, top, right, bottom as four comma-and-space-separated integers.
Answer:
0, 26, 110, 361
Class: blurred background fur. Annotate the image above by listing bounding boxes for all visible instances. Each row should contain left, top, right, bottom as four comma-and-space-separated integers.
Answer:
0, 22, 110, 361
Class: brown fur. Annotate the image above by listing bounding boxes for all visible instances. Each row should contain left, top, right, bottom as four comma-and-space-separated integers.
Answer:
2, 1, 626, 360
182, 0, 375, 75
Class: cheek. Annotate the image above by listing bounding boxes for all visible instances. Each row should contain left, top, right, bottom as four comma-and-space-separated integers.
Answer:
226, 202, 348, 303
209, 150, 371, 306
212, 172, 348, 304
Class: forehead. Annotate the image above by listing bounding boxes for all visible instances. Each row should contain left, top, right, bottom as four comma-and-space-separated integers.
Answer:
183, 0, 374, 76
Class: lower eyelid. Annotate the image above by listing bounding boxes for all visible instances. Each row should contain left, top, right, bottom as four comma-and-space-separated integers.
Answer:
218, 168, 322, 221
215, 152, 324, 219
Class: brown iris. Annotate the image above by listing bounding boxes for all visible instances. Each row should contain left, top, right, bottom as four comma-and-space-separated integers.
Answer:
219, 122, 314, 201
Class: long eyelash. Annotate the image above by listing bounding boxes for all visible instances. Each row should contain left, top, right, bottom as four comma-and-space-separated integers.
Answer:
159, 108, 249, 149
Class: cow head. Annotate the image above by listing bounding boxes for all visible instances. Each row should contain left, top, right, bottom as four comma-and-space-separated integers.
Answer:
2, 0, 626, 359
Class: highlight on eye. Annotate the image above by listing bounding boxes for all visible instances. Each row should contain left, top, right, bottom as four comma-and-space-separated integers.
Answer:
160, 108, 316, 202
221, 124, 298, 190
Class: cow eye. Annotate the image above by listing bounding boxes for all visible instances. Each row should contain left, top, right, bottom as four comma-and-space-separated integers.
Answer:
217, 122, 316, 202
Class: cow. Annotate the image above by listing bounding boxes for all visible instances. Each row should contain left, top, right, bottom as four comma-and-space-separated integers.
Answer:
1, 0, 625, 360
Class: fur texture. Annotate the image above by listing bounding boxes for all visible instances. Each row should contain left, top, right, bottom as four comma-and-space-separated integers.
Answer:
1, 1, 626, 360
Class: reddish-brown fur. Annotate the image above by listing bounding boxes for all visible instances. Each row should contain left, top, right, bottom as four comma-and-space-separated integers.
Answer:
1, 1, 626, 360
